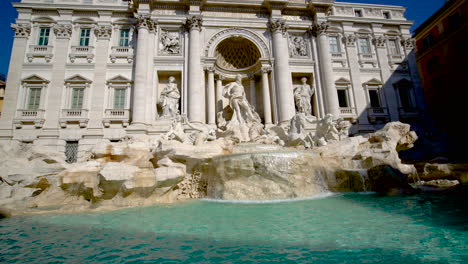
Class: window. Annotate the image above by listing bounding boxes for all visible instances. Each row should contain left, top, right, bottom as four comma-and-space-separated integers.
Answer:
426, 56, 440, 73
354, 9, 363, 17
448, 11, 462, 30
358, 38, 371, 54
383, 11, 391, 19
119, 29, 130, 47
337, 89, 349, 107
114, 88, 126, 109
422, 33, 434, 50
388, 39, 400, 55
65, 141, 78, 164
79, 28, 91, 46
329, 36, 341, 53
71, 88, 84, 109
27, 87, 42, 110
394, 80, 415, 110
37, 28, 50, 46
368, 90, 381, 107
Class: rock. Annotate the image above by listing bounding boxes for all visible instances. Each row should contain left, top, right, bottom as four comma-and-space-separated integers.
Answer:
154, 166, 185, 188
367, 165, 417, 194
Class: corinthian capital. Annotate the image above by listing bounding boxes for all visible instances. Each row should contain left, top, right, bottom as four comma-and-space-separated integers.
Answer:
268, 19, 288, 34
261, 66, 272, 74
310, 22, 329, 37
344, 34, 356, 47
11, 23, 31, 38
372, 35, 386, 48
185, 15, 203, 31
136, 14, 157, 32
53, 24, 72, 39
94, 25, 112, 40
401, 37, 415, 49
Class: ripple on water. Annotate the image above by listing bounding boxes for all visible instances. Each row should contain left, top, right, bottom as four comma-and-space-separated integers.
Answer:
0, 193, 467, 263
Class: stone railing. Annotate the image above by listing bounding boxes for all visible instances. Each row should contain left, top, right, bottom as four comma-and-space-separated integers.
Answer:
103, 109, 130, 127
367, 107, 389, 123
388, 54, 404, 64
59, 109, 89, 128
398, 107, 418, 119
27, 45, 54, 62
69, 46, 94, 63
110, 46, 134, 63
331, 52, 344, 58
14, 109, 45, 128
23, 0, 129, 5
359, 53, 375, 61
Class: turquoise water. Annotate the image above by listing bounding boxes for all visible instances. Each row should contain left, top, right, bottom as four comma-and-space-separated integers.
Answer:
1, 193, 467, 263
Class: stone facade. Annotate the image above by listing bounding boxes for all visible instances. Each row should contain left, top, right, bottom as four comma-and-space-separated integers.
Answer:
0, 0, 425, 160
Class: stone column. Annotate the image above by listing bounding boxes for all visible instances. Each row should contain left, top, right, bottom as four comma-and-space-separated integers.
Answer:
186, 15, 204, 123
313, 22, 340, 118
373, 35, 399, 121
261, 66, 273, 125
0, 23, 31, 132
206, 67, 215, 125
216, 75, 224, 113
88, 24, 112, 130
249, 74, 257, 106
132, 15, 156, 126
269, 19, 295, 123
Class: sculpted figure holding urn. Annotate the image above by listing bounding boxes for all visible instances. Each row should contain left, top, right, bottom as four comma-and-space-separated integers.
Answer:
294, 77, 315, 116
223, 74, 256, 124
159, 76, 180, 118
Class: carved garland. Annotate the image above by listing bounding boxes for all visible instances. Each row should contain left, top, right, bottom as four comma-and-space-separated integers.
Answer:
94, 25, 112, 39
372, 35, 386, 48
344, 34, 356, 46
204, 28, 270, 59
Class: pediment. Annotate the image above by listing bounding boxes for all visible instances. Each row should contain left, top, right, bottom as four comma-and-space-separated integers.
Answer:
335, 77, 351, 85
65, 74, 92, 84
107, 75, 132, 84
21, 74, 49, 84
364, 78, 383, 85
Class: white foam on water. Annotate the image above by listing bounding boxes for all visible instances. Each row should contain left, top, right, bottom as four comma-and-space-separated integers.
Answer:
202, 192, 339, 204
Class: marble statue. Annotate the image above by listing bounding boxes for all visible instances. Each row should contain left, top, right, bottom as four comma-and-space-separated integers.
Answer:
223, 74, 256, 124
294, 77, 315, 116
160, 31, 180, 54
315, 114, 339, 146
217, 74, 264, 142
336, 118, 352, 140
162, 115, 191, 144
159, 76, 180, 118
287, 113, 315, 148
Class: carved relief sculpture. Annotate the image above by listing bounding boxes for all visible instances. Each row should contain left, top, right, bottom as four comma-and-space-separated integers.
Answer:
294, 77, 315, 116
289, 35, 308, 57
158, 76, 180, 118
160, 30, 181, 55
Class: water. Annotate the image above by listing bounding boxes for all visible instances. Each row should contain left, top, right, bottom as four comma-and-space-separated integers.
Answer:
1, 193, 467, 263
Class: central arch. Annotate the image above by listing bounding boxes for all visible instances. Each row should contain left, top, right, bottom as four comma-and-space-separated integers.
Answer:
215, 37, 261, 73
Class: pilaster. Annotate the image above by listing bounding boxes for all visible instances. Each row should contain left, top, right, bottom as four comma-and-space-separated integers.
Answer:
205, 66, 215, 125
261, 66, 273, 125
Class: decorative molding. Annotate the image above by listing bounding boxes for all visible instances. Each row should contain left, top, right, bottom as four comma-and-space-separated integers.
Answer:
136, 14, 157, 32
268, 19, 288, 35
94, 25, 112, 40
53, 24, 72, 39
204, 28, 270, 59
310, 22, 329, 37
11, 23, 31, 38
261, 66, 272, 74
159, 30, 181, 55
289, 34, 309, 58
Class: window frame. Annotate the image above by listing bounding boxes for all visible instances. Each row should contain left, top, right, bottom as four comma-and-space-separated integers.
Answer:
394, 79, 416, 110
106, 75, 132, 110
79, 28, 91, 47
336, 85, 350, 108
358, 37, 371, 54
387, 38, 401, 55
37, 27, 50, 46
20, 75, 49, 111
119, 29, 130, 47
329, 35, 341, 53
64, 75, 92, 110
368, 89, 382, 108
354, 9, 363, 17
382, 11, 391, 19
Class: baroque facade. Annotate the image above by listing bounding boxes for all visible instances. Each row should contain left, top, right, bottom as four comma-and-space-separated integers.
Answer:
0, 0, 425, 159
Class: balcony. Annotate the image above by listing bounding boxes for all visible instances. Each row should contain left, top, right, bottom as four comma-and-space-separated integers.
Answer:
103, 109, 130, 127
367, 107, 389, 123
110, 46, 134, 63
26, 45, 53, 63
358, 53, 378, 68
13, 109, 45, 128
59, 109, 89, 128
339, 107, 357, 120
398, 107, 419, 119
69, 46, 94, 63
388, 54, 404, 64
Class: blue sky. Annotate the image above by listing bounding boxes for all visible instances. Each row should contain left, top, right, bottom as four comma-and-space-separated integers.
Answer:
0, 0, 446, 77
